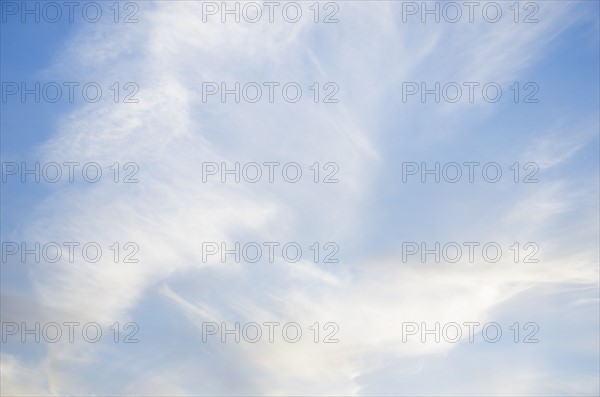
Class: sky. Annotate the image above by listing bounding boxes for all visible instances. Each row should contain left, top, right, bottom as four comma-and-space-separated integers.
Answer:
1, 1, 599, 395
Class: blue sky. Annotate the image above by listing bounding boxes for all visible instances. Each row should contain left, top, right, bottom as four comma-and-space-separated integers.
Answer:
1, 1, 599, 395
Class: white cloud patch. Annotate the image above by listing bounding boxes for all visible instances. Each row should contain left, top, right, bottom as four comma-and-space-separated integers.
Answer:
2, 1, 598, 395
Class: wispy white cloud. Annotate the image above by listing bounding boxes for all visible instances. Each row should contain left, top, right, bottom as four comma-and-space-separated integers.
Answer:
2, 1, 598, 395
